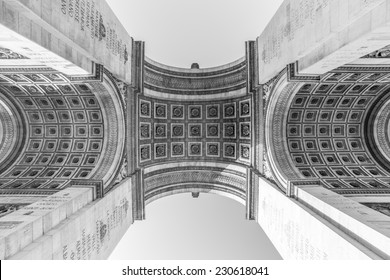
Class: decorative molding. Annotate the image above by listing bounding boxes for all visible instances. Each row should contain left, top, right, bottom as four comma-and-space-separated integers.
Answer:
145, 170, 246, 193
286, 62, 321, 82
144, 165, 247, 179
69, 64, 104, 82
144, 59, 246, 77
265, 75, 302, 189
68, 180, 104, 199
107, 71, 129, 112
144, 58, 247, 96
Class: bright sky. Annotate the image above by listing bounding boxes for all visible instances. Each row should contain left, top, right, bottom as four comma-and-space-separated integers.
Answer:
109, 194, 281, 260
106, 0, 283, 68
106, 0, 284, 259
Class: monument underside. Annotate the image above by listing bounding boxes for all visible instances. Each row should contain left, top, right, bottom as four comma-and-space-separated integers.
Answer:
1, 0, 390, 260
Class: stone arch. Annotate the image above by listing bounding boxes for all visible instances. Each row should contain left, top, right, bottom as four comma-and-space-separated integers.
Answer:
143, 162, 247, 206
0, 92, 26, 174
135, 56, 252, 209
365, 87, 390, 173
265, 72, 302, 189
87, 72, 127, 190
145, 184, 246, 206
266, 68, 390, 195
0, 69, 126, 193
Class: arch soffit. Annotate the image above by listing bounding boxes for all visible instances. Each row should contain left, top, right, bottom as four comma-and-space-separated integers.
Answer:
0, 69, 126, 192
265, 72, 303, 189
265, 67, 390, 194
138, 57, 251, 203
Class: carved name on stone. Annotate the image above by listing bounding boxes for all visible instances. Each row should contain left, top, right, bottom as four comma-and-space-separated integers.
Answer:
59, 0, 129, 64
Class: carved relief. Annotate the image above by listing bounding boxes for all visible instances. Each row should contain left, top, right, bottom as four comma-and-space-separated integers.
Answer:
240, 144, 251, 162
189, 142, 202, 156
189, 124, 202, 138
0, 204, 25, 218
0, 48, 28, 59
155, 103, 167, 119
140, 145, 151, 162
207, 143, 220, 157
263, 151, 275, 181
114, 158, 128, 185
206, 105, 219, 119
110, 74, 129, 109
155, 143, 167, 159
223, 123, 236, 139
171, 124, 184, 138
154, 124, 167, 138
206, 124, 220, 138
171, 142, 184, 157
224, 143, 236, 159
223, 103, 236, 118
239, 100, 250, 117
171, 105, 184, 119
362, 203, 390, 217
140, 100, 151, 118
140, 123, 151, 139
189, 105, 202, 119
262, 75, 278, 111
240, 123, 251, 139
362, 46, 390, 58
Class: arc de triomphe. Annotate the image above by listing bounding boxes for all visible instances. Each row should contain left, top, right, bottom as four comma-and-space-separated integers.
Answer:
1, 0, 390, 260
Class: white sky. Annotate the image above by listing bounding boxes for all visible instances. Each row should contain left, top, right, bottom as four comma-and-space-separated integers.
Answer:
106, 0, 284, 259
106, 0, 283, 68
109, 194, 281, 260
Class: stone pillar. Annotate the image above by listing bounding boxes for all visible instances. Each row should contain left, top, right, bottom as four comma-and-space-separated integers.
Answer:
0, 0, 133, 80
132, 169, 145, 221
258, 0, 390, 83
257, 177, 382, 259
3, 178, 134, 260
246, 40, 264, 174
126, 85, 137, 176
291, 183, 390, 259
0, 186, 94, 259
246, 168, 259, 221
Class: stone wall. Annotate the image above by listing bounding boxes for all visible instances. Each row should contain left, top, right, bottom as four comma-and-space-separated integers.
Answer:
257, 0, 390, 83
256, 177, 381, 259
1, 178, 133, 259
0, 0, 132, 81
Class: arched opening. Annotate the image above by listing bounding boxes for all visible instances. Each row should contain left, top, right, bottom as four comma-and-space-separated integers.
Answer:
109, 192, 281, 260
266, 69, 390, 195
